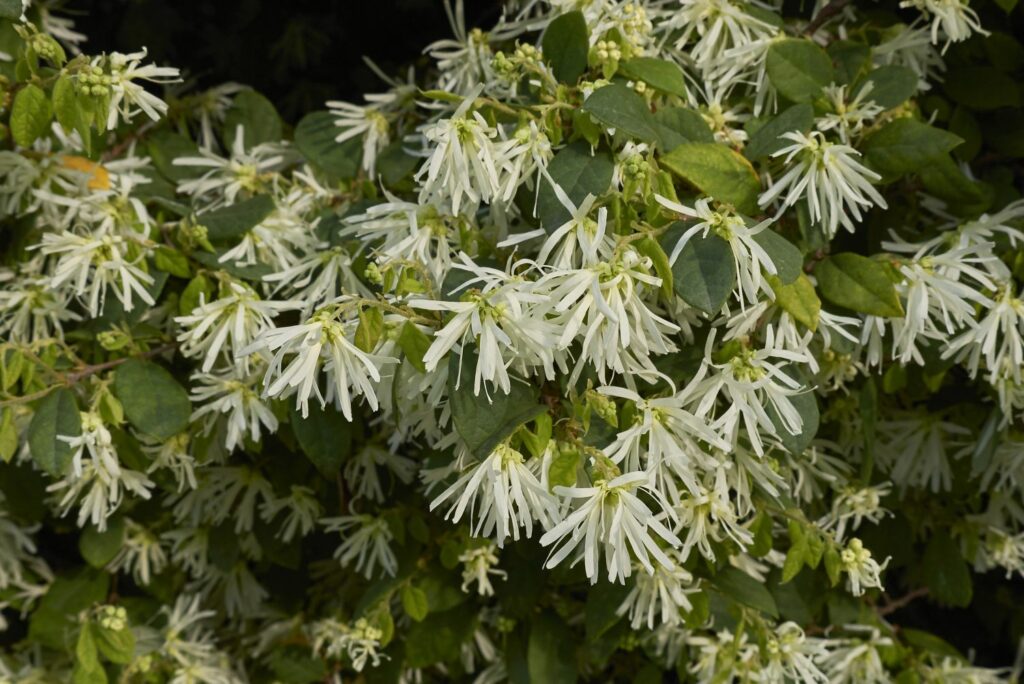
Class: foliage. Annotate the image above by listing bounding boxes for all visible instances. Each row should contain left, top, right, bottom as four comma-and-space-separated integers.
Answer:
1, 0, 1024, 682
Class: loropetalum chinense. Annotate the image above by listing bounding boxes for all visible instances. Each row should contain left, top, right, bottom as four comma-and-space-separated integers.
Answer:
1, 0, 1024, 681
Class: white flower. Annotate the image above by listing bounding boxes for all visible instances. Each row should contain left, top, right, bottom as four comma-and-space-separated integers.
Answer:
616, 549, 698, 629
759, 130, 888, 239
108, 519, 168, 585
416, 94, 512, 214
172, 466, 273, 533
673, 466, 754, 561
693, 329, 811, 455
877, 413, 970, 491
321, 514, 398, 579
978, 527, 1024, 579
533, 172, 613, 269
656, 196, 778, 309
534, 249, 679, 385
901, 0, 988, 50
660, 0, 779, 66
840, 538, 888, 596
246, 300, 397, 420
263, 245, 369, 315
818, 627, 893, 684
343, 445, 416, 504
260, 485, 322, 543
142, 433, 198, 492
819, 483, 892, 541
174, 128, 287, 206
459, 543, 507, 596
412, 258, 558, 395
175, 282, 291, 373
760, 622, 829, 684
216, 206, 319, 272
189, 366, 280, 453
540, 469, 681, 584
0, 272, 80, 342
37, 231, 155, 317
310, 617, 387, 671
327, 98, 392, 177
817, 83, 885, 143
430, 443, 558, 546
94, 48, 180, 130
874, 24, 946, 90
943, 284, 1024, 381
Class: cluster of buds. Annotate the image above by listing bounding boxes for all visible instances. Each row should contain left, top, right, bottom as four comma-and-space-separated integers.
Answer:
75, 65, 112, 98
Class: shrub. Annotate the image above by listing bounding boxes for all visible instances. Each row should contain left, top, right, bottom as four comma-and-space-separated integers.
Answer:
1, 0, 1023, 681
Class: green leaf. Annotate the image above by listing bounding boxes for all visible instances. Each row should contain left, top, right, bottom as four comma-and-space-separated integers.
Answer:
617, 57, 687, 97
94, 623, 136, 664
581, 83, 660, 143
179, 274, 214, 316
79, 518, 126, 568
660, 142, 761, 214
528, 612, 577, 684
113, 359, 191, 440
781, 526, 807, 584
858, 65, 918, 109
744, 103, 814, 160
766, 39, 835, 103
401, 585, 430, 622
769, 385, 819, 455
267, 648, 328, 684
153, 246, 191, 278
944, 67, 1021, 112
923, 532, 973, 607
828, 40, 872, 85
635, 236, 673, 300
542, 11, 589, 84
651, 107, 715, 150
749, 514, 774, 557
769, 273, 820, 331
863, 119, 963, 176
224, 89, 283, 148
448, 351, 546, 459
535, 141, 614, 230
52, 74, 91, 152
0, 0, 22, 19
710, 567, 779, 617
29, 570, 109, 649
355, 307, 385, 353
824, 546, 842, 586
28, 388, 81, 476
295, 110, 362, 179
405, 609, 475, 668
816, 253, 904, 317
11, 83, 53, 148
547, 447, 580, 491
752, 229, 803, 284
290, 403, 353, 476
667, 229, 736, 315
76, 623, 101, 672
198, 194, 276, 242
397, 322, 432, 373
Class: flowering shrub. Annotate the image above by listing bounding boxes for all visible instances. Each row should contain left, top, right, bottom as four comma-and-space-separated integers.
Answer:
1, 0, 1023, 681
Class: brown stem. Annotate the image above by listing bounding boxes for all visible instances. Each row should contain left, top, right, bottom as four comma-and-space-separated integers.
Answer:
804, 0, 854, 35
0, 343, 176, 408
877, 587, 930, 616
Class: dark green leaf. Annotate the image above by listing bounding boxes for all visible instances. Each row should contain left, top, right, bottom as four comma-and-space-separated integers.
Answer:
198, 194, 276, 242
816, 253, 903, 317
618, 57, 687, 97
660, 142, 761, 214
28, 388, 81, 476
535, 141, 614, 230
290, 403, 353, 476
448, 351, 545, 459
710, 567, 779, 617
744, 104, 814, 160
667, 230, 736, 315
0, 0, 22, 19
295, 111, 362, 179
864, 119, 963, 176
752, 229, 803, 284
542, 11, 589, 84
766, 39, 834, 103
79, 518, 126, 568
397, 322, 432, 373
224, 89, 283, 148
528, 612, 578, 684
858, 65, 918, 109
401, 585, 429, 622
651, 106, 715, 150
923, 532, 973, 607
94, 623, 136, 664
944, 67, 1020, 112
405, 609, 475, 668
113, 359, 191, 440
769, 386, 819, 455
29, 570, 109, 649
582, 83, 660, 143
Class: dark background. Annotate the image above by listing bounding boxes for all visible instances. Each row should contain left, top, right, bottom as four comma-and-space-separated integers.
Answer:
74, 0, 505, 121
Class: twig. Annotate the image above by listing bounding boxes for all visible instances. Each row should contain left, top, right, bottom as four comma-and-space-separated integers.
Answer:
877, 587, 930, 616
804, 0, 854, 35
0, 343, 176, 408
